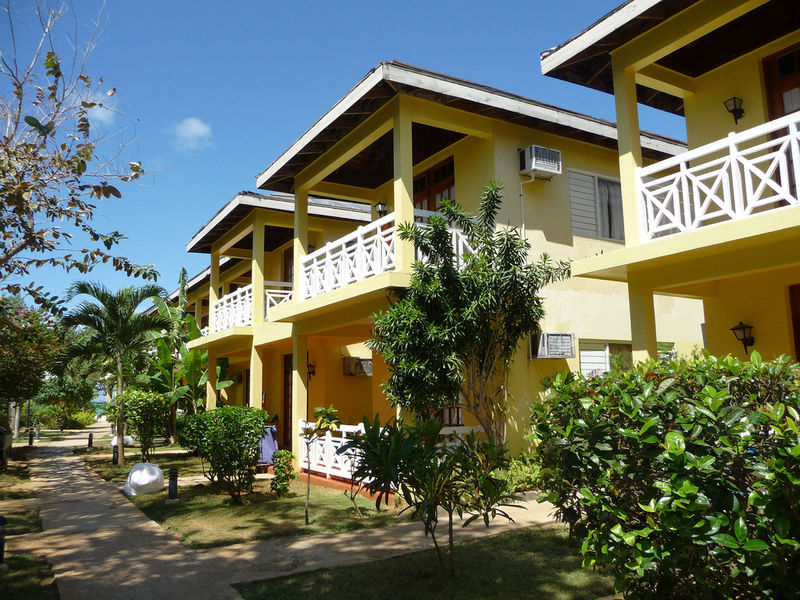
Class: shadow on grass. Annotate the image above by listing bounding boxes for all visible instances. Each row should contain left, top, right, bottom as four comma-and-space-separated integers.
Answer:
236, 524, 613, 600
0, 554, 58, 600
5, 509, 43, 535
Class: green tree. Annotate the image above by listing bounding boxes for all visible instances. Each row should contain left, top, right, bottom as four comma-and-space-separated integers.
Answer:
0, 297, 59, 434
109, 390, 171, 462
370, 182, 570, 442
0, 2, 157, 310
33, 374, 95, 428
62, 281, 168, 464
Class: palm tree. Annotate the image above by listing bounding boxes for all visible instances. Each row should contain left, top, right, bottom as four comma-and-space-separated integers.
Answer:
63, 281, 169, 464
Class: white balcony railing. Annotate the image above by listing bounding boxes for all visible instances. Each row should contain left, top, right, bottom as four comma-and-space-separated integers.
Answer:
414, 209, 475, 269
639, 111, 800, 241
300, 209, 474, 300
210, 282, 292, 333
300, 212, 397, 299
298, 420, 365, 479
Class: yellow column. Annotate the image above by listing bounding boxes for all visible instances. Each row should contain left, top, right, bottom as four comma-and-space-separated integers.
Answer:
393, 99, 415, 273
293, 187, 308, 300
252, 214, 266, 325
612, 57, 644, 246
194, 300, 202, 331
628, 282, 658, 363
291, 334, 308, 457
209, 252, 220, 331
249, 346, 263, 409
206, 354, 218, 410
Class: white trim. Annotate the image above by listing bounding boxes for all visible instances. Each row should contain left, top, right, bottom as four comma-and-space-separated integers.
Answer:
540, 0, 663, 75
186, 193, 370, 253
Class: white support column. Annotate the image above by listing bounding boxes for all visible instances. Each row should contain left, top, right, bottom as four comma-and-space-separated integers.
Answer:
393, 99, 415, 273
293, 188, 308, 300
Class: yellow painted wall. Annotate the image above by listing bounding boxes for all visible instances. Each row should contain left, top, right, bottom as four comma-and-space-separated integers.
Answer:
703, 265, 800, 361
684, 30, 800, 148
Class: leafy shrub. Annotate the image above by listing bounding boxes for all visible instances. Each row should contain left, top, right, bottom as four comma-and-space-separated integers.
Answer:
531, 352, 800, 599
270, 450, 296, 497
110, 390, 171, 461
177, 406, 271, 500
495, 453, 540, 492
67, 409, 97, 428
342, 415, 517, 575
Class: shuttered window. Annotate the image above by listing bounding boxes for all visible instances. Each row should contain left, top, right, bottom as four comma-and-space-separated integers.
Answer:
568, 170, 624, 242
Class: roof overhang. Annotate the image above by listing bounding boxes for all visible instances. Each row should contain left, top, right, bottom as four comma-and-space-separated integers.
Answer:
257, 60, 685, 192
185, 191, 370, 254
541, 0, 800, 116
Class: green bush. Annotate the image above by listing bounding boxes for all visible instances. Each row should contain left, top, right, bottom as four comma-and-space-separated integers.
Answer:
270, 449, 297, 497
67, 409, 97, 428
496, 453, 540, 493
531, 352, 800, 599
110, 390, 171, 461
177, 406, 271, 500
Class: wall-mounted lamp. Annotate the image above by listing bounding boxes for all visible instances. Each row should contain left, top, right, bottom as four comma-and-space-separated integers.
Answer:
374, 201, 387, 218
724, 97, 744, 124
307, 363, 316, 377
730, 321, 754, 355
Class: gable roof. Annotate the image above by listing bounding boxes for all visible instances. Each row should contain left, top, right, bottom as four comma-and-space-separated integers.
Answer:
257, 60, 686, 192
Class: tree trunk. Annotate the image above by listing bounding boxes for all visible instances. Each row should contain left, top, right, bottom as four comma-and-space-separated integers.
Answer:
10, 402, 21, 438
116, 354, 126, 465
448, 509, 455, 576
305, 442, 311, 525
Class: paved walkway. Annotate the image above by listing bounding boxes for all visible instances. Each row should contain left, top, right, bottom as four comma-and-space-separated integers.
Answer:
6, 421, 557, 599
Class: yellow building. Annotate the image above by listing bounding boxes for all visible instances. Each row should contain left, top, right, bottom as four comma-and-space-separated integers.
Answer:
183, 61, 704, 462
541, 0, 800, 364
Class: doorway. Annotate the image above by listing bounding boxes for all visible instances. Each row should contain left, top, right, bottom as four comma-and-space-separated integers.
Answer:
764, 42, 800, 120
789, 285, 800, 361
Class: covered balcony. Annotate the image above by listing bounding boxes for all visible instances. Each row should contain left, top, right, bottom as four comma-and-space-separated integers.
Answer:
211, 281, 292, 331
639, 111, 800, 242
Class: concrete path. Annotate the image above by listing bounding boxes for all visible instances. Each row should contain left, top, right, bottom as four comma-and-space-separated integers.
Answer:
7, 420, 557, 599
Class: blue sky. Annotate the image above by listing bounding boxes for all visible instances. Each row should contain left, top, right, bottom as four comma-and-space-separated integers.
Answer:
7, 1, 686, 304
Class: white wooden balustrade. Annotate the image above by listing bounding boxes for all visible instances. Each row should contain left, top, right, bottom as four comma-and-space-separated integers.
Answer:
298, 420, 365, 479
638, 111, 800, 241
300, 213, 396, 300
210, 282, 292, 333
414, 209, 475, 269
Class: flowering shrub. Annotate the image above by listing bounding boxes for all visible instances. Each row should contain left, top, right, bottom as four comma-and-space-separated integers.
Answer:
532, 352, 800, 599
270, 450, 297, 497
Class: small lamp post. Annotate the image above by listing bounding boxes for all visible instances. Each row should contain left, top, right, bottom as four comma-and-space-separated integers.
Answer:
0, 515, 7, 570
112, 444, 119, 466
724, 97, 744, 124
730, 321, 754, 355
166, 467, 179, 505
88, 433, 93, 449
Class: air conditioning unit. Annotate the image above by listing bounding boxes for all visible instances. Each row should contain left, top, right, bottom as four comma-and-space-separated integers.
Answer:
519, 145, 562, 180
529, 332, 575, 359
343, 357, 373, 376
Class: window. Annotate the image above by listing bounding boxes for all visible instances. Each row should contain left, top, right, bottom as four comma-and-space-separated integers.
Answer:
579, 341, 632, 376
568, 170, 624, 242
439, 406, 464, 427
414, 157, 455, 213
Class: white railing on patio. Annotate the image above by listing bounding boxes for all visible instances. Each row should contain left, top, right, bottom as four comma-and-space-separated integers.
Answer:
414, 209, 475, 269
211, 282, 293, 332
298, 420, 365, 479
300, 213, 396, 300
200, 326, 209, 336
638, 110, 800, 241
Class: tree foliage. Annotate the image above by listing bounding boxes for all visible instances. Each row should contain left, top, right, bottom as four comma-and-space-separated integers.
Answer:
0, 2, 157, 309
109, 390, 170, 462
0, 297, 58, 425
531, 352, 800, 599
62, 281, 168, 464
370, 181, 569, 442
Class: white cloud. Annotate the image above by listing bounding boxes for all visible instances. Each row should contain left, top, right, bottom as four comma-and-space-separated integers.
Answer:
171, 117, 213, 151
88, 104, 115, 126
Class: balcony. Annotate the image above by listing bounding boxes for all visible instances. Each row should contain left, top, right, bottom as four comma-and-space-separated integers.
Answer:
211, 282, 292, 332
299, 210, 474, 300
639, 111, 800, 242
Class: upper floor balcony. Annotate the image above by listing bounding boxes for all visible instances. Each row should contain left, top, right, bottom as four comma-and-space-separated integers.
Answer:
211, 281, 292, 332
639, 111, 800, 242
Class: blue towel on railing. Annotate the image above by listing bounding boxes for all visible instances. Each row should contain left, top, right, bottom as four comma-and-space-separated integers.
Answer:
260, 426, 279, 464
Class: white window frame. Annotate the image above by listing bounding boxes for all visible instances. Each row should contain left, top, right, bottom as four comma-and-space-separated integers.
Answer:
567, 168, 624, 243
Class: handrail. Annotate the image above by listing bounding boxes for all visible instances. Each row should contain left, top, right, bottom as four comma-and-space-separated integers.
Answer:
302, 212, 396, 262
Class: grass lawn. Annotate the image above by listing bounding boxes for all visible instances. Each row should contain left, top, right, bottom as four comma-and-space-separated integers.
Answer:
236, 524, 613, 600
5, 509, 42, 535
81, 451, 209, 481
0, 554, 59, 600
131, 479, 406, 549
81, 451, 407, 548
0, 453, 35, 500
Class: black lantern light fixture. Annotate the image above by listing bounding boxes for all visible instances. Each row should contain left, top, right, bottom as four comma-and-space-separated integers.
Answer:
724, 97, 744, 124
730, 321, 754, 355
374, 200, 387, 218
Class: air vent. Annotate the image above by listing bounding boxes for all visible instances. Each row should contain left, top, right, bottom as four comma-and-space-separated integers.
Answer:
529, 332, 575, 359
519, 145, 562, 180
